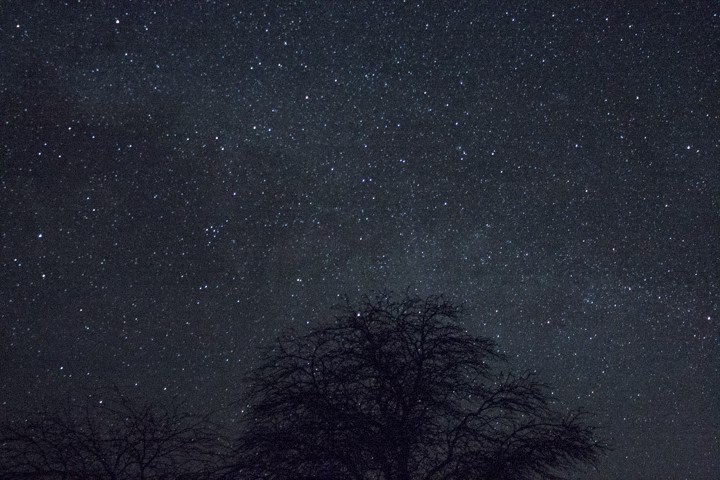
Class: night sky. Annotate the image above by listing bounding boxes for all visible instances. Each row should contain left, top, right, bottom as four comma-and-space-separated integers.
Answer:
1, 2, 718, 479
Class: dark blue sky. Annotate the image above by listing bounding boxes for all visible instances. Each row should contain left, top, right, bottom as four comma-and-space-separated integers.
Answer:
1, 2, 718, 479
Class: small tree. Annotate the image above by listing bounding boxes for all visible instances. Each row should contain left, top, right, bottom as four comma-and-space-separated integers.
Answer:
230, 292, 606, 480
0, 386, 228, 479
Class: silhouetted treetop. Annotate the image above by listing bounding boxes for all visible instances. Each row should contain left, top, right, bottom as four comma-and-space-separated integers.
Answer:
230, 291, 607, 480
0, 385, 228, 480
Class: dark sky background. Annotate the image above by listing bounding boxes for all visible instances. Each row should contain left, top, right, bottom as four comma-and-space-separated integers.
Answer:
1, 2, 718, 479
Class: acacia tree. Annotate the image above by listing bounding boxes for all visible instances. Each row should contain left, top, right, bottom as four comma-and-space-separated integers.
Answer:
0, 386, 228, 479
230, 292, 607, 480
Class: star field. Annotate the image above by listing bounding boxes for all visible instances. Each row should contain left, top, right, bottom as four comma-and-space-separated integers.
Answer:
1, 2, 718, 479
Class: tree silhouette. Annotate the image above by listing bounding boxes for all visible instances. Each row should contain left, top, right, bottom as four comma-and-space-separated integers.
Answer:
0, 386, 228, 480
229, 292, 607, 480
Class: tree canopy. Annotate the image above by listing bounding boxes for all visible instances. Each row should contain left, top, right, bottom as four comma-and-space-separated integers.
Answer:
0, 386, 226, 480
230, 292, 607, 480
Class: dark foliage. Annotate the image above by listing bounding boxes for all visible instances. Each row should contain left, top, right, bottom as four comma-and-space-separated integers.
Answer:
0, 386, 228, 480
229, 292, 607, 480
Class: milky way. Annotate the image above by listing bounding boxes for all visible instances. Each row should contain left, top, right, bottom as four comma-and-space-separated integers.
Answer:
1, 3, 718, 479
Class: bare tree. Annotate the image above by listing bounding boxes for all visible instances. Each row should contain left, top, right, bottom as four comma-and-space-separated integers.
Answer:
0, 386, 228, 480
229, 292, 607, 480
